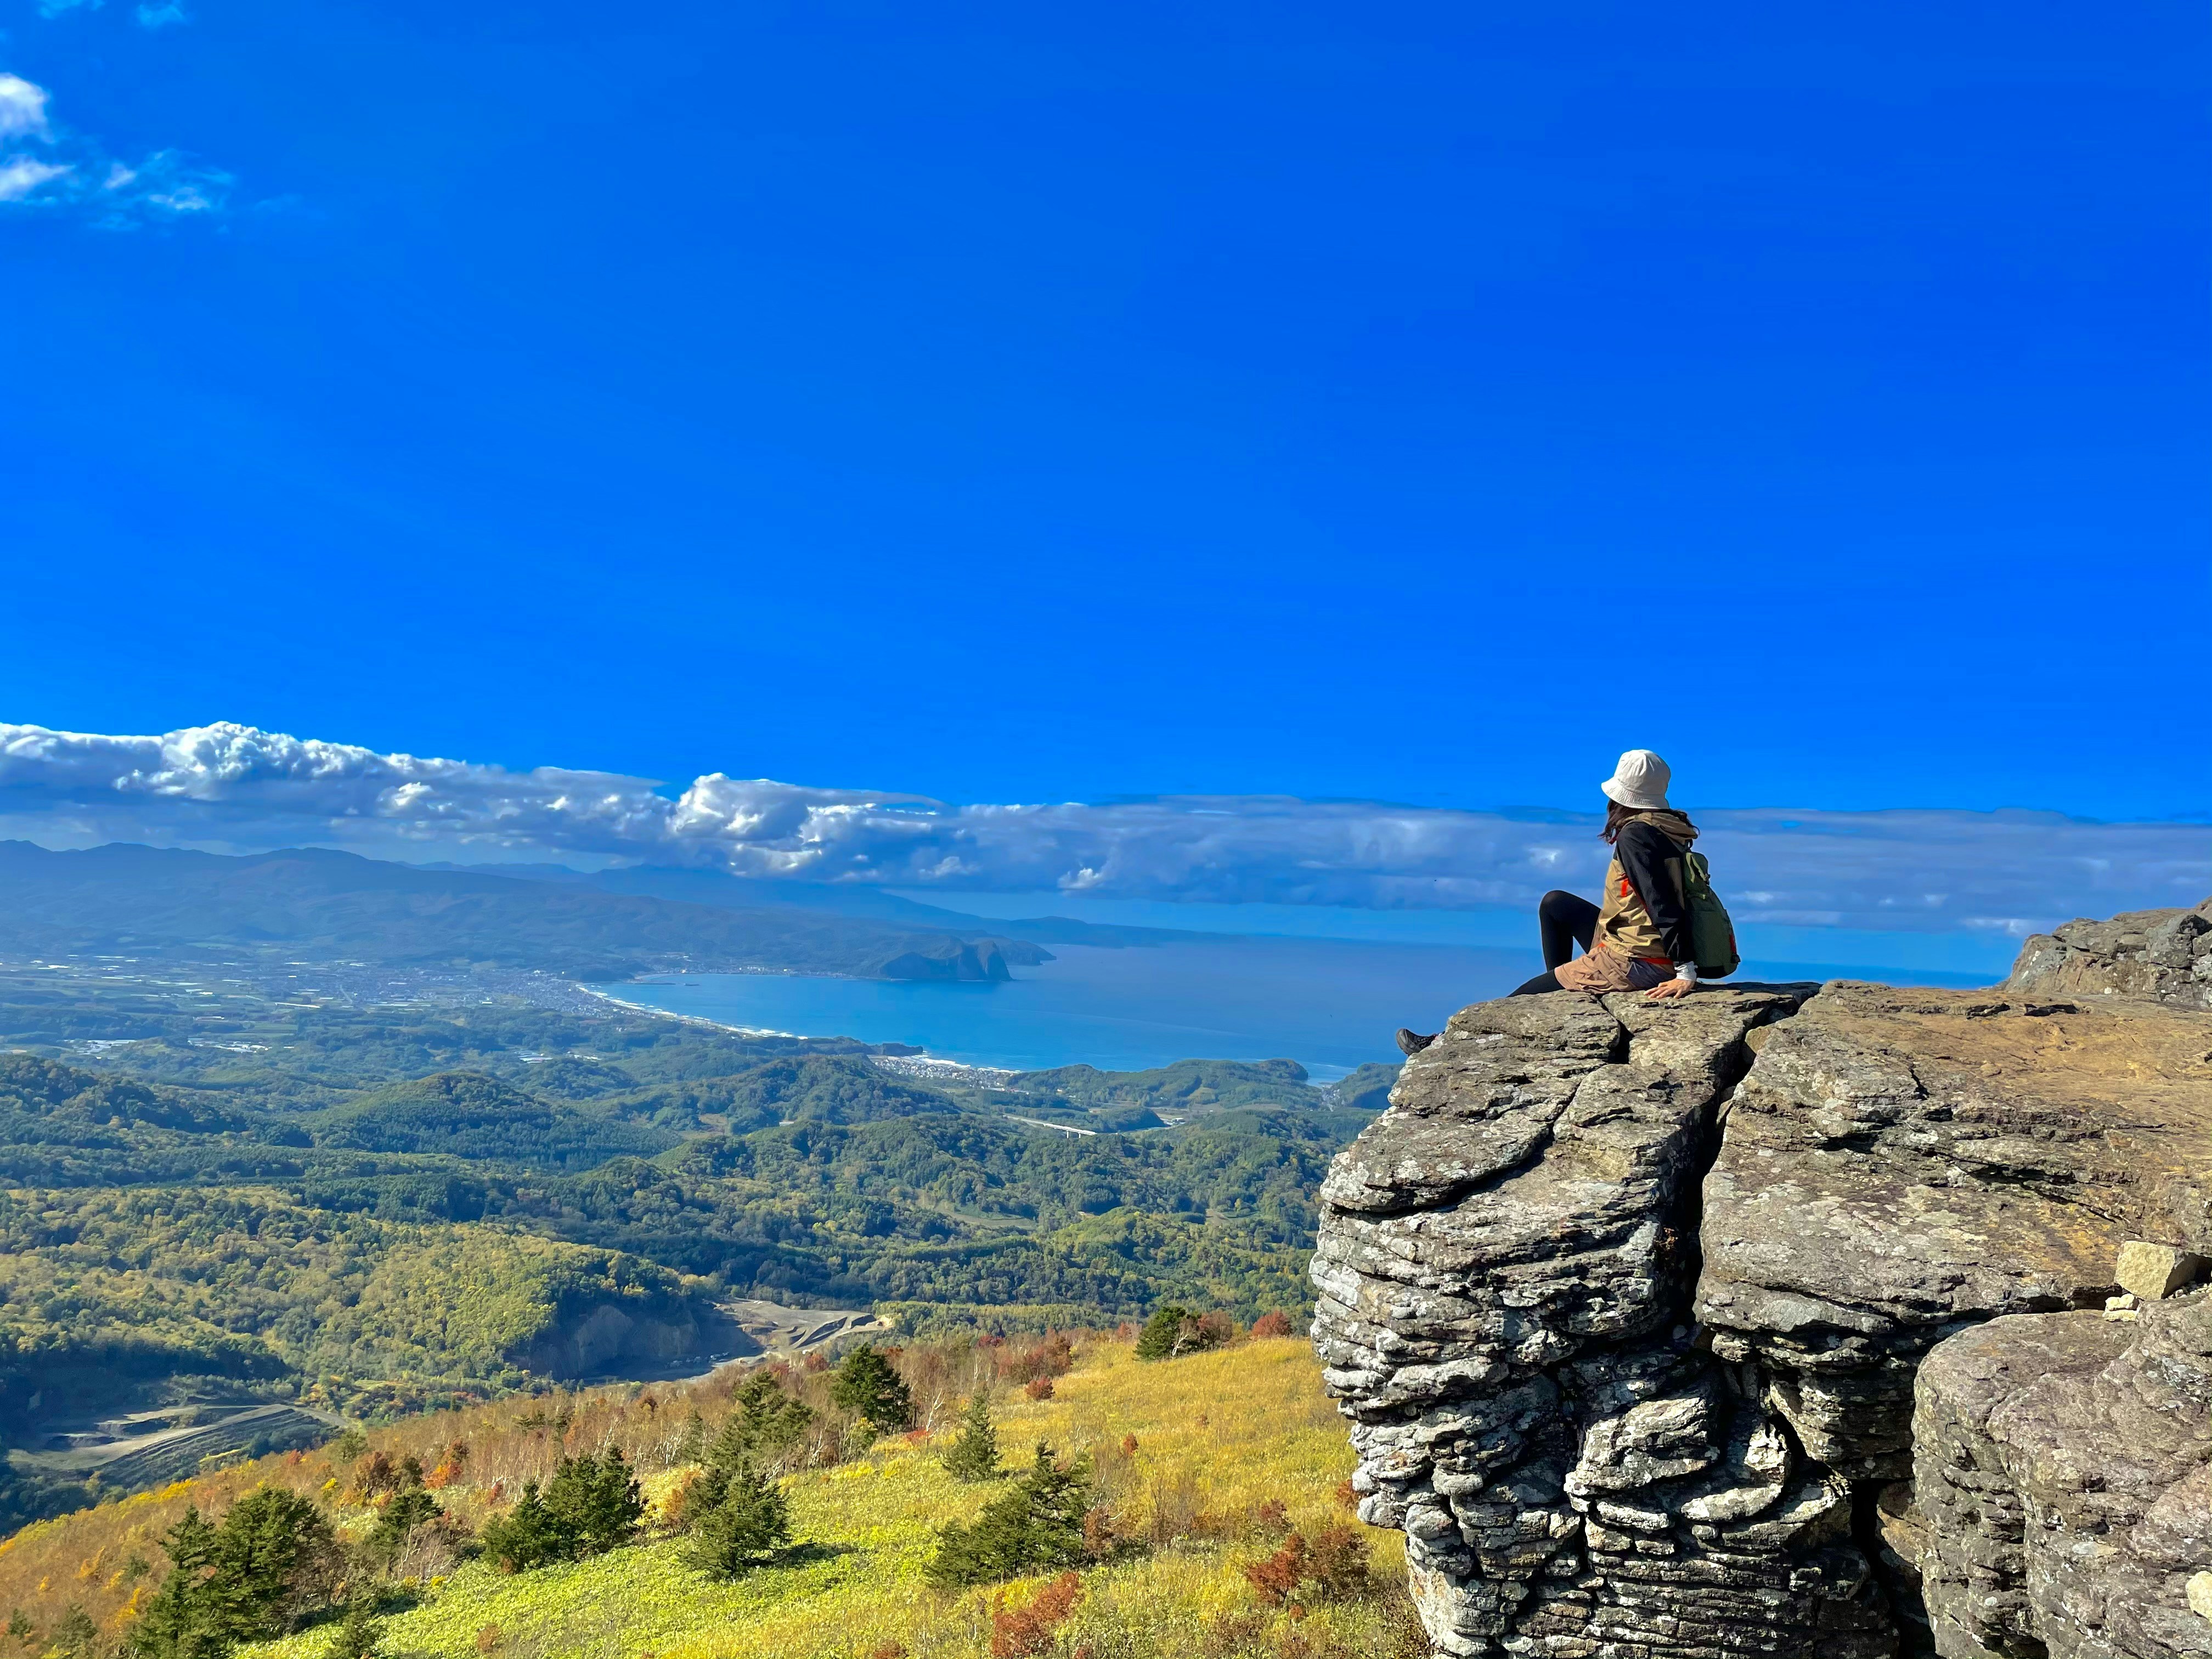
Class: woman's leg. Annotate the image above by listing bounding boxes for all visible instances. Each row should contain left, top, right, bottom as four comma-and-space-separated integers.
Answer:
1424, 892, 1594, 1025
1538, 890, 1599, 969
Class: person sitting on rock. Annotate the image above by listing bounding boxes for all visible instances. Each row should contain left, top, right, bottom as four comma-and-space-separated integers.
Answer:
1396, 749, 1702, 1054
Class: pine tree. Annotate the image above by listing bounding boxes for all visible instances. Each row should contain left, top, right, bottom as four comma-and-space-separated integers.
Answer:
366, 1485, 443, 1560
926, 1443, 1094, 1589
477, 1482, 567, 1573
132, 1491, 340, 1658
939, 1391, 1001, 1482
1134, 1305, 1195, 1361
129, 1509, 221, 1659
541, 1449, 644, 1556
709, 1373, 815, 1470
324, 1599, 382, 1659
51, 1606, 100, 1659
830, 1345, 914, 1435
681, 1464, 792, 1578
585, 1447, 645, 1552
211, 1488, 341, 1638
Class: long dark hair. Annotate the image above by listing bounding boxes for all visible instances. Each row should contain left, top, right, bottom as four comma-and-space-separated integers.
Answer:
1602, 800, 1695, 844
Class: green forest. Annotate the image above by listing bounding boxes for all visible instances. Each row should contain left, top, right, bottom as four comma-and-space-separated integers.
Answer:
0, 963, 1390, 1522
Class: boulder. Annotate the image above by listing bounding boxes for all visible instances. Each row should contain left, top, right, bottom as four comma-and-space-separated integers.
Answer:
1915, 1296, 2212, 1658
2117, 1241, 2209, 1302
2006, 896, 2212, 1009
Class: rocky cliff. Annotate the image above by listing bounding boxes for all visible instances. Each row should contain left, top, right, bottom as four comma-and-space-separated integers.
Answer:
2007, 895, 2212, 1010
1312, 900, 2212, 1658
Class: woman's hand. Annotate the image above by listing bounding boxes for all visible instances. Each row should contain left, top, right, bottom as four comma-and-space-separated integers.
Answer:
1644, 977, 1696, 1001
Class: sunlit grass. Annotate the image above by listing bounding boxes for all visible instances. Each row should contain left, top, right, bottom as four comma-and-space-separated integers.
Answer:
239, 1338, 1412, 1659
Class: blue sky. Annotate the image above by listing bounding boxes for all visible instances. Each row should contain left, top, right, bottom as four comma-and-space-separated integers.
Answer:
3, 1, 2207, 823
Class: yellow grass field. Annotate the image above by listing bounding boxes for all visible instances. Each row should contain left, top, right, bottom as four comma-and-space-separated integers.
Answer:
4, 1336, 1419, 1659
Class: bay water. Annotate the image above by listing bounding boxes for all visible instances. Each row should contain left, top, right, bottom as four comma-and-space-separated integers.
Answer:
599, 934, 1995, 1080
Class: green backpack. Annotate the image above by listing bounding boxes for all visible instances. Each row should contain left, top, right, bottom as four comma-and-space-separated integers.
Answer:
1682, 850, 1740, 978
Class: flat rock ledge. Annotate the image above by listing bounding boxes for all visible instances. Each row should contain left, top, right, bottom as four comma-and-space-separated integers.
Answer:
1313, 923, 2212, 1659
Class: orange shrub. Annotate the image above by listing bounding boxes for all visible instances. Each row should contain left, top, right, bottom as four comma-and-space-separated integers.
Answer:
998, 1333, 1076, 1385
990, 1572, 1083, 1658
1305, 1525, 1372, 1599
1082, 1505, 1118, 1560
1249, 1311, 1295, 1339
1242, 1525, 1372, 1610
1244, 1536, 1308, 1607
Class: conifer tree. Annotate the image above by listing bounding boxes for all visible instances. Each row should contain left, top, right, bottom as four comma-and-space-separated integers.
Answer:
324, 1599, 382, 1659
926, 1443, 1093, 1589
709, 1372, 814, 1470
543, 1448, 644, 1556
939, 1390, 1001, 1482
50, 1606, 99, 1659
366, 1485, 443, 1560
477, 1482, 565, 1573
681, 1463, 792, 1578
1134, 1305, 1195, 1361
132, 1491, 339, 1658
830, 1345, 914, 1435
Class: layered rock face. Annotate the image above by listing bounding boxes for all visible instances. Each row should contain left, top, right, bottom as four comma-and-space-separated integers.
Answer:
1914, 1297, 2212, 1659
2008, 898, 2212, 1009
1314, 943, 2212, 1658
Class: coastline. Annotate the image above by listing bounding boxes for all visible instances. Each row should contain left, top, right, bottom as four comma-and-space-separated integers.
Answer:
578, 982, 808, 1041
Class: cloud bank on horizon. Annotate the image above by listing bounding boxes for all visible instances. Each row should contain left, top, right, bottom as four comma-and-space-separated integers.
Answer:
2, 721, 2206, 939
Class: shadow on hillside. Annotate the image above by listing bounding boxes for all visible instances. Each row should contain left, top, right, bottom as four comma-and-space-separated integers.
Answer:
770, 1540, 854, 1567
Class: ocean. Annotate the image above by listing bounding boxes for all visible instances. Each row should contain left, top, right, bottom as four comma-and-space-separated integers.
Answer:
598, 934, 1998, 1080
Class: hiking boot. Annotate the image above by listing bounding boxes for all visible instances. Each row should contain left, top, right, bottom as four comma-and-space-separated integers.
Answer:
1395, 1028, 1435, 1056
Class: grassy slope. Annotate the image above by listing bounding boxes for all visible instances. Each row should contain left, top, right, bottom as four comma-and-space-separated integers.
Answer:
0, 1338, 1414, 1659
279, 1338, 1407, 1659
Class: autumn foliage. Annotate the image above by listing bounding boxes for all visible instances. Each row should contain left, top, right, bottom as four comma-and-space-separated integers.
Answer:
989, 1571, 1084, 1658
1243, 1525, 1373, 1610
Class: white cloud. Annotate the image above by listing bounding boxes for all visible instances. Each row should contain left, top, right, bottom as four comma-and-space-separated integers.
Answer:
0, 156, 71, 200
136, 1, 188, 26
0, 75, 52, 140
2, 720, 2208, 938
0, 74, 230, 223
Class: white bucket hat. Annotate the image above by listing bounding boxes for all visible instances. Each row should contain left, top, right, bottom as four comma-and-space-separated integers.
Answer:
1601, 749, 1671, 810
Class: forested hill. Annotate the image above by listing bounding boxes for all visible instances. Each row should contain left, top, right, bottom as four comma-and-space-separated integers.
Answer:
0, 841, 1046, 981
0, 966, 1392, 1523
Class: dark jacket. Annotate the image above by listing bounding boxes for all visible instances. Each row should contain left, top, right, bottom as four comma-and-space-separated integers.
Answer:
1598, 813, 1698, 965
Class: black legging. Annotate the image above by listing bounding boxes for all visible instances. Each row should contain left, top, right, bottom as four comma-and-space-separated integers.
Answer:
1512, 889, 1599, 995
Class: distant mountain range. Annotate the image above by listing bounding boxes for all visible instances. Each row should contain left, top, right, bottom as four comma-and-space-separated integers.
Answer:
419, 859, 1212, 949
0, 841, 1115, 982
